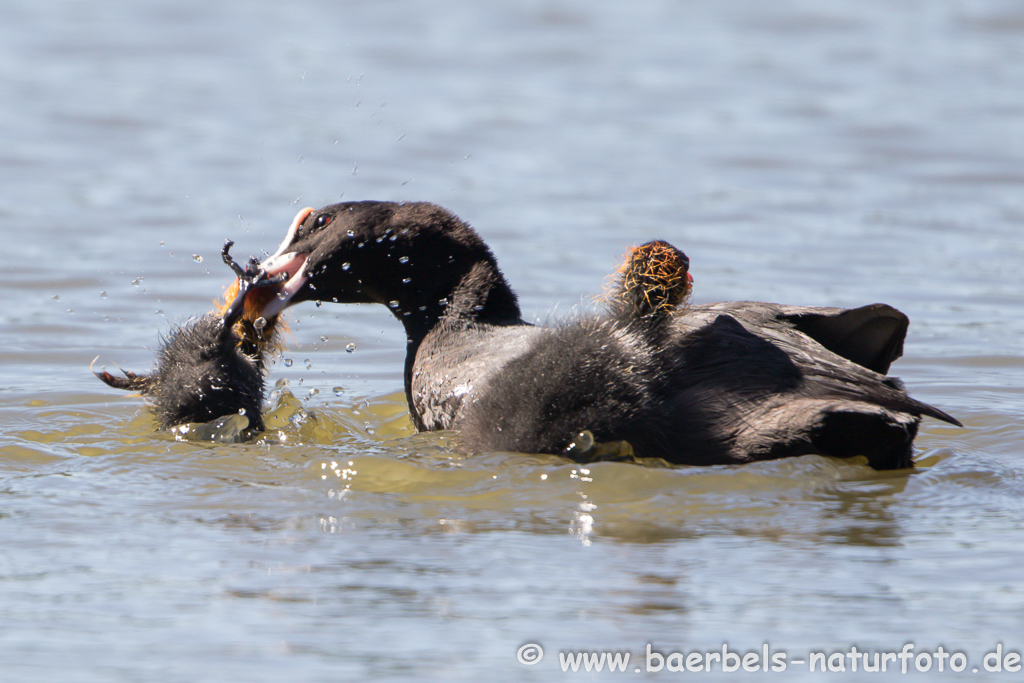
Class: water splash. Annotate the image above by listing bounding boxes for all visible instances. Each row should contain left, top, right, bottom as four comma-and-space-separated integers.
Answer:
173, 413, 250, 444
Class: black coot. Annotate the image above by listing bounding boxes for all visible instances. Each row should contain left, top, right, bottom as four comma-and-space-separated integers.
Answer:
251, 201, 959, 469
96, 242, 284, 433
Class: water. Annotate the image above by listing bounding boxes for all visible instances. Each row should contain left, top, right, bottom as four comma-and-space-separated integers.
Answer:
2, 0, 1023, 680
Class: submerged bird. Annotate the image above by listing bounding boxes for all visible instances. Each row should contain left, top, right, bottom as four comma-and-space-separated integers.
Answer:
251, 201, 959, 469
96, 242, 286, 433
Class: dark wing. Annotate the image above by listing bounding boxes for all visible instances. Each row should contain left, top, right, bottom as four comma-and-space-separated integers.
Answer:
682, 305, 961, 427
95, 367, 154, 393
774, 303, 908, 374
692, 302, 907, 373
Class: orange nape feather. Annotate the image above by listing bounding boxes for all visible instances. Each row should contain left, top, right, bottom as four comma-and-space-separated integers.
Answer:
604, 240, 692, 319
214, 278, 290, 359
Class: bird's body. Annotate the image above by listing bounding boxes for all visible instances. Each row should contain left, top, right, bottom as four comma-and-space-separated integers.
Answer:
96, 242, 285, 433
253, 201, 959, 469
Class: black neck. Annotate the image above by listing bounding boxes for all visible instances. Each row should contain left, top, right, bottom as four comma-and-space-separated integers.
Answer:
394, 260, 522, 418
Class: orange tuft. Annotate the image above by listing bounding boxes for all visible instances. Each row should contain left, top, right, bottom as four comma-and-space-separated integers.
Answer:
213, 278, 290, 359
605, 240, 692, 317
215, 278, 241, 316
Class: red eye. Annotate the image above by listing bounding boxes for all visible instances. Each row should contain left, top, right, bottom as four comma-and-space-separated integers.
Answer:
314, 214, 333, 229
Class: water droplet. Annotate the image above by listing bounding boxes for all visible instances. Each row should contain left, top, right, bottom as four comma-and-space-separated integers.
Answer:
564, 430, 596, 458
315, 300, 322, 308
51, 294, 59, 301
131, 279, 140, 286
192, 254, 203, 263
346, 229, 355, 237
320, 335, 328, 343
438, 298, 449, 307
389, 235, 397, 241
155, 310, 164, 316
159, 241, 165, 246
346, 342, 357, 353
238, 408, 246, 415
304, 359, 312, 370
308, 388, 319, 398
388, 300, 399, 309
283, 358, 293, 367
309, 283, 316, 291
402, 277, 411, 284
333, 386, 345, 396
100, 291, 107, 298
341, 262, 351, 271
253, 317, 267, 330
365, 425, 376, 436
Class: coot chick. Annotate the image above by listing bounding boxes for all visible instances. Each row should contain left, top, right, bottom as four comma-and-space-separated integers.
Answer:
255, 201, 960, 469
560, 240, 695, 461
96, 242, 283, 432
607, 240, 693, 329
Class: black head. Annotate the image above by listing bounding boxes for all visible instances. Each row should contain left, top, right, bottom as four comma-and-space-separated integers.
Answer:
258, 201, 521, 335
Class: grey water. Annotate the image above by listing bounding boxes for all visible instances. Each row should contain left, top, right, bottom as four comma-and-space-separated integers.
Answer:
1, 0, 1022, 680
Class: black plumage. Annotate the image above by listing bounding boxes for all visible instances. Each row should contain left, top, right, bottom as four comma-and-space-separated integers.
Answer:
96, 242, 280, 433
253, 201, 960, 469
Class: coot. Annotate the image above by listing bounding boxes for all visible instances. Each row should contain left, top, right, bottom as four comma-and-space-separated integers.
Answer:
255, 201, 959, 469
606, 239, 693, 326
96, 242, 285, 432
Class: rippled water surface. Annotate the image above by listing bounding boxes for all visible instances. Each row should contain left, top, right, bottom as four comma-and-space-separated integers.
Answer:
2, 1, 1023, 681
